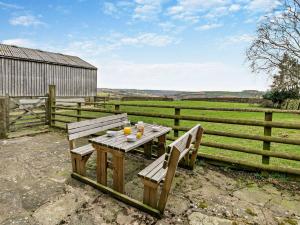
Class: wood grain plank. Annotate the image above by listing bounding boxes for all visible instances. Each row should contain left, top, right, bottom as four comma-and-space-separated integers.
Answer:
157, 147, 180, 213
69, 121, 125, 140
96, 149, 107, 185
68, 117, 125, 134
138, 154, 165, 177
68, 113, 127, 129
90, 124, 171, 153
112, 153, 125, 193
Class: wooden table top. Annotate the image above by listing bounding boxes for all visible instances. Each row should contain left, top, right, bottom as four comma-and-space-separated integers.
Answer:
89, 123, 172, 152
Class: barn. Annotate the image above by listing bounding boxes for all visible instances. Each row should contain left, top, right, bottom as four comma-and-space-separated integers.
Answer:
0, 44, 97, 97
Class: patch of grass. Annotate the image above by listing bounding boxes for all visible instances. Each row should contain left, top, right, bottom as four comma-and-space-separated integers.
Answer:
245, 208, 257, 216
54, 100, 300, 169
284, 218, 298, 225
197, 200, 208, 209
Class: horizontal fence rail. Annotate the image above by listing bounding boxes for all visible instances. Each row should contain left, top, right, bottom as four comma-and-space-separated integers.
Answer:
83, 102, 300, 114
54, 106, 300, 129
48, 97, 300, 176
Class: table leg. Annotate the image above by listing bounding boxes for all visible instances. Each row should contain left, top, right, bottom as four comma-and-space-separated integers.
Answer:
144, 141, 152, 159
158, 134, 166, 157
96, 149, 107, 185
112, 152, 125, 193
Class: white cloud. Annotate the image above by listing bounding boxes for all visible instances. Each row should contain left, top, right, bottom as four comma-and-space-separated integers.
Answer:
98, 61, 269, 91
103, 2, 118, 16
172, 0, 229, 10
167, 0, 237, 23
54, 32, 178, 60
102, 1, 134, 18
246, 0, 281, 12
225, 34, 254, 44
63, 40, 101, 56
48, 5, 70, 14
102, 32, 179, 49
204, 6, 229, 19
1, 38, 34, 47
9, 15, 45, 27
244, 18, 255, 23
0, 1, 22, 9
229, 4, 240, 12
196, 23, 223, 31
133, 0, 164, 21
158, 21, 176, 31
119, 33, 177, 47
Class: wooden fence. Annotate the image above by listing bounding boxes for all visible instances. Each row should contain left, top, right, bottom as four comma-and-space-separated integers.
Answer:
0, 95, 48, 137
47, 84, 300, 176
51, 106, 300, 175
9, 97, 48, 132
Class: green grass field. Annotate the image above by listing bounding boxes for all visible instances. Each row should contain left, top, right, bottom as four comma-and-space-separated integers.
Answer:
55, 100, 300, 169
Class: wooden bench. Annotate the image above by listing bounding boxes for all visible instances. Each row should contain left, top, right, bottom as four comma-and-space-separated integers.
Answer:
67, 113, 128, 176
138, 124, 204, 213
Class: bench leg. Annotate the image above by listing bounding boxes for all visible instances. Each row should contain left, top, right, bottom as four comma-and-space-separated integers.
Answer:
158, 147, 180, 213
189, 127, 204, 169
157, 134, 166, 157
112, 152, 125, 193
96, 150, 107, 185
178, 153, 190, 169
189, 149, 198, 169
143, 180, 159, 208
144, 141, 152, 159
71, 153, 92, 176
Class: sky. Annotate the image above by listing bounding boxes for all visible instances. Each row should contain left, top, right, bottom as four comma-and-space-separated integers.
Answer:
0, 0, 282, 91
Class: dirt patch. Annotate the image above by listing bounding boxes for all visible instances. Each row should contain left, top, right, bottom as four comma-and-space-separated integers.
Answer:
0, 131, 300, 225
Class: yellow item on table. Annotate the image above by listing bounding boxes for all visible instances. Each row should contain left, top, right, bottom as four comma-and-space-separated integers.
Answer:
123, 127, 132, 135
136, 132, 142, 139
137, 122, 144, 135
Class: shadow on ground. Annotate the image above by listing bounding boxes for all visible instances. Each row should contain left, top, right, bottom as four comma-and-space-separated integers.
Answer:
0, 131, 300, 225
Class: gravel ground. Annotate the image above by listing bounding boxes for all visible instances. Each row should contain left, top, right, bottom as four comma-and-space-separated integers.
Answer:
0, 131, 300, 225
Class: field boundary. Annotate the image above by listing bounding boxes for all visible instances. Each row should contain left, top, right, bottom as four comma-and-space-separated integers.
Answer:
46, 86, 300, 176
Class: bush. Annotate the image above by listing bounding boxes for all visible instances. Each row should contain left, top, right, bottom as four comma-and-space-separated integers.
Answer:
263, 89, 299, 108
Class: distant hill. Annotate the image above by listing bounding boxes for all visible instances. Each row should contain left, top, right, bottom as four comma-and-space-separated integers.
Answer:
98, 88, 264, 99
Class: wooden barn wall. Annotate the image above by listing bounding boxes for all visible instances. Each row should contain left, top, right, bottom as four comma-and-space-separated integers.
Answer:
0, 58, 97, 97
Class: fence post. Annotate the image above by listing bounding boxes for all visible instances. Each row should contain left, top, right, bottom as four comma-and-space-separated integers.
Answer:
115, 104, 120, 114
77, 102, 82, 122
174, 107, 180, 137
45, 94, 50, 125
0, 96, 9, 138
49, 85, 56, 127
5, 94, 9, 131
93, 96, 97, 108
262, 112, 273, 165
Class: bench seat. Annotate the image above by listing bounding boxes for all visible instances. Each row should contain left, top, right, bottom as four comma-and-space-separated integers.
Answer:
138, 124, 204, 213
138, 147, 193, 183
67, 113, 128, 176
138, 154, 166, 183
71, 144, 94, 156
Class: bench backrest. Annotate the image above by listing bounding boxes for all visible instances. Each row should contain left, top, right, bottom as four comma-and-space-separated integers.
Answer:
157, 124, 203, 212
163, 124, 202, 168
67, 113, 128, 141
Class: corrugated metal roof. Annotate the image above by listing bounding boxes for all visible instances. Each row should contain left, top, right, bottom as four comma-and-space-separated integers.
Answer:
0, 44, 97, 69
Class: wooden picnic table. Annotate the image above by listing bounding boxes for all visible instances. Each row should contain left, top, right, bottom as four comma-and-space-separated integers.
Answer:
89, 123, 171, 193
